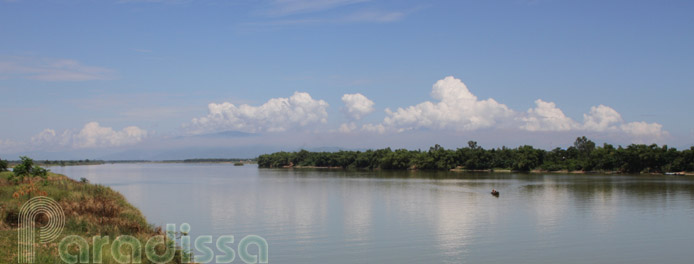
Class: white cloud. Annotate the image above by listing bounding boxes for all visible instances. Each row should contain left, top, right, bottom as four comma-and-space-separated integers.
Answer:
361, 123, 386, 134
0, 57, 115, 81
339, 122, 357, 133
30, 122, 147, 149
267, 0, 369, 16
31, 129, 57, 145
521, 99, 578, 131
245, 0, 410, 27
620, 121, 667, 139
519, 100, 667, 141
31, 129, 71, 146
369, 76, 667, 142
340, 10, 405, 23
382, 76, 515, 132
341, 93, 374, 120
582, 105, 623, 132
73, 122, 148, 148
189, 91, 329, 134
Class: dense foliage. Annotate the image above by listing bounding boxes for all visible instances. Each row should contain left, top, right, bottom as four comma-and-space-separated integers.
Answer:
257, 137, 694, 173
183, 158, 248, 163
0, 158, 7, 172
0, 171, 189, 263
40, 159, 104, 166
9, 156, 48, 184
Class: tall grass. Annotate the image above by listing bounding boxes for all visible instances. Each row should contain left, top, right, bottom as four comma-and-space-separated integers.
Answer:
0, 171, 189, 263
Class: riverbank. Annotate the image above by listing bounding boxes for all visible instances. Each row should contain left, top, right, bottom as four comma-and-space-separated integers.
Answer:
0, 171, 187, 263
268, 165, 694, 175
258, 140, 694, 174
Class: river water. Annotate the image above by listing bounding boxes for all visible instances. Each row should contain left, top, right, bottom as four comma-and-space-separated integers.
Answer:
48, 163, 694, 264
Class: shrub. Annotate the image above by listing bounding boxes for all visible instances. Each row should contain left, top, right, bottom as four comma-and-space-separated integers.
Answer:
9, 156, 49, 184
0, 158, 8, 172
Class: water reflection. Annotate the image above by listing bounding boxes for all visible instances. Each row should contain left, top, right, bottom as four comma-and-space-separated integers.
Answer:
48, 165, 694, 264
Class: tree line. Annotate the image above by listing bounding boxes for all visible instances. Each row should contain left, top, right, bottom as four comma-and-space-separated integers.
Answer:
0, 156, 48, 184
257, 137, 694, 173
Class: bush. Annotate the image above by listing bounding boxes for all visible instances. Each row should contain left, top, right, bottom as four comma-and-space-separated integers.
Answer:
9, 156, 49, 184
0, 158, 8, 172
541, 163, 564, 172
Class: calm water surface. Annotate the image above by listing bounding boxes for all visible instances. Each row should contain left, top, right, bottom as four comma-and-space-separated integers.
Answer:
49, 163, 694, 264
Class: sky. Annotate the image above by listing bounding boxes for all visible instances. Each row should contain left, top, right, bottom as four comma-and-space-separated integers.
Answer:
1, 0, 693, 159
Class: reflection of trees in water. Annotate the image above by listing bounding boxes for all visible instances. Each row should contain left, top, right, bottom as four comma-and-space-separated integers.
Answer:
517, 175, 694, 207
265, 170, 694, 202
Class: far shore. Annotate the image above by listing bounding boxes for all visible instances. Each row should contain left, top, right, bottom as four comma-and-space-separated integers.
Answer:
28, 161, 694, 176
275, 165, 694, 176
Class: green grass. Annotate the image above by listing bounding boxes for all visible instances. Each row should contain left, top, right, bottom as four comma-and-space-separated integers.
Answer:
0, 171, 188, 263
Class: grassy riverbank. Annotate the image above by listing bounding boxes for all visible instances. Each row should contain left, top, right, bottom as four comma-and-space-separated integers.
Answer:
0, 171, 186, 263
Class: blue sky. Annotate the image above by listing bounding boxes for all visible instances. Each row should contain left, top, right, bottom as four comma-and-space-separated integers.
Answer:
1, 0, 693, 159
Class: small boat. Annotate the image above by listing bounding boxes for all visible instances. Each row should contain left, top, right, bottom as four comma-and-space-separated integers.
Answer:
491, 189, 500, 196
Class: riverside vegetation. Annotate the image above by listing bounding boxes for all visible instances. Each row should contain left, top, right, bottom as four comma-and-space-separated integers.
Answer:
0, 157, 188, 263
257, 137, 694, 173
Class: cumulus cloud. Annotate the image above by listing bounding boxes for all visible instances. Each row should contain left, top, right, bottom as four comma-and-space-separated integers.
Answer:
361, 123, 386, 134
339, 122, 357, 133
31, 129, 72, 146
73, 122, 148, 148
341, 93, 374, 120
31, 129, 57, 145
30, 122, 147, 149
0, 57, 115, 81
521, 99, 578, 131
365, 76, 667, 142
582, 105, 623, 132
382, 76, 515, 132
620, 122, 667, 139
189, 92, 329, 134
519, 100, 667, 141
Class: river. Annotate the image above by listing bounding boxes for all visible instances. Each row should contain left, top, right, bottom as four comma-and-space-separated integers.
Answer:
48, 163, 694, 264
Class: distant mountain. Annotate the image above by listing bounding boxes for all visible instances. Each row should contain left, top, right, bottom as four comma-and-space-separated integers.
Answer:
177, 130, 256, 139
96, 145, 277, 160
2, 129, 363, 161
97, 146, 365, 161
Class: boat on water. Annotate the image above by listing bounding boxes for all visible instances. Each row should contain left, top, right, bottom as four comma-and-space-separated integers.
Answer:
491, 189, 500, 196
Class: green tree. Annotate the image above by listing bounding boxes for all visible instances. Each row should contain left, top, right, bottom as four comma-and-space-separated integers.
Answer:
573, 136, 596, 170
335, 151, 357, 168
413, 144, 456, 170
255, 140, 694, 173
491, 147, 514, 169
291, 149, 309, 165
541, 147, 568, 171
590, 143, 617, 171
0, 157, 8, 172
512, 145, 543, 172
354, 150, 375, 169
380, 149, 413, 169
574, 136, 596, 156
9, 156, 48, 184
